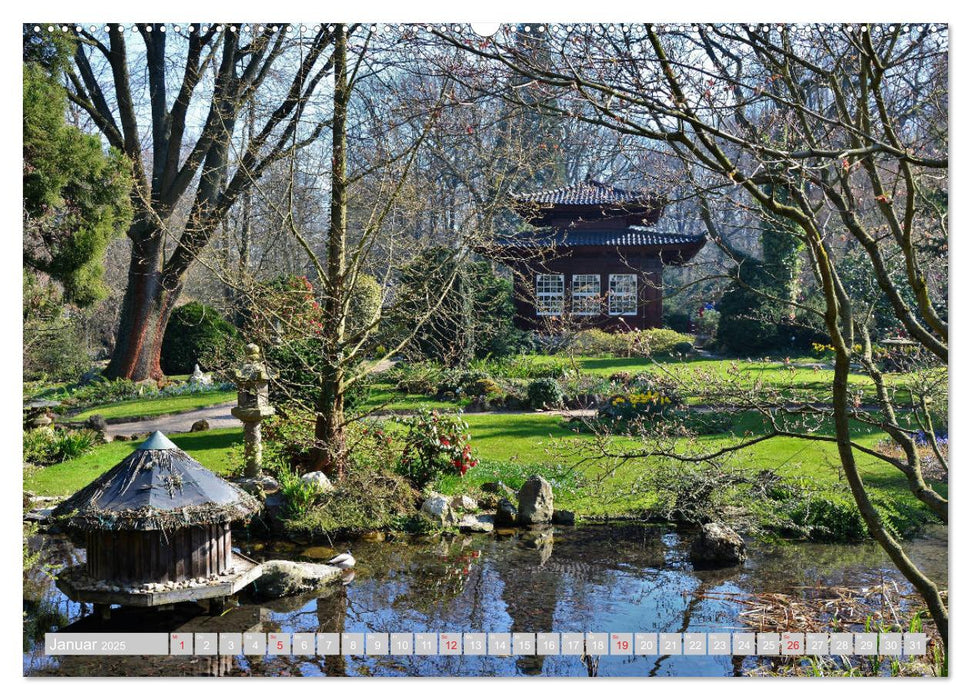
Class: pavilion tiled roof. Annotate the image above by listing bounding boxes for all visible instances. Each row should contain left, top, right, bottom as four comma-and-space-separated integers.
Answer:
492, 227, 705, 248
510, 180, 655, 206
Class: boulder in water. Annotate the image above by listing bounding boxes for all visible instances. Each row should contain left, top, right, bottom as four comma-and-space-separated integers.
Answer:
494, 498, 518, 526
517, 475, 554, 525
253, 560, 341, 599
458, 514, 494, 533
689, 522, 746, 568
420, 493, 454, 525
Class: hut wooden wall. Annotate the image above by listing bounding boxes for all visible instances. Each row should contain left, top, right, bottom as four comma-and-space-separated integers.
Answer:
506, 252, 665, 331
85, 523, 233, 583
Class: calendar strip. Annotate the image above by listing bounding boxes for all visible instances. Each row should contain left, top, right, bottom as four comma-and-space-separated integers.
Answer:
46, 632, 929, 657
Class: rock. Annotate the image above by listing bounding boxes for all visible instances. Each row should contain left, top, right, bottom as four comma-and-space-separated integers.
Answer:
503, 396, 523, 411
481, 481, 517, 500
517, 475, 554, 525
450, 495, 478, 512
420, 493, 454, 526
494, 498, 518, 527
113, 434, 129, 441
262, 492, 288, 535
29, 412, 53, 429
85, 414, 108, 435
190, 419, 210, 432
465, 397, 488, 413
24, 507, 55, 523
689, 522, 747, 569
457, 514, 494, 533
236, 475, 280, 499
552, 509, 576, 526
134, 378, 158, 395
254, 560, 342, 599
301, 471, 335, 493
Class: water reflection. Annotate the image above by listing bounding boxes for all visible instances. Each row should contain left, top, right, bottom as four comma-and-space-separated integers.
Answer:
24, 524, 947, 677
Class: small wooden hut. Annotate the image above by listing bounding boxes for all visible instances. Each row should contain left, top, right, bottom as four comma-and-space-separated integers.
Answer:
53, 431, 263, 608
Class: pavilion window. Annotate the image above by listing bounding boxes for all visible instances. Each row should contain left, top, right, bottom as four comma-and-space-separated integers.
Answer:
608, 274, 637, 315
536, 274, 565, 315
572, 274, 601, 316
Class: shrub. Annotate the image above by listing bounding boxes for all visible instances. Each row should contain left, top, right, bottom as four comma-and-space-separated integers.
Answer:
436, 369, 492, 398
663, 309, 692, 333
598, 389, 677, 424
673, 340, 695, 356
526, 377, 564, 409
472, 378, 504, 398
275, 465, 320, 518
568, 328, 696, 358
393, 409, 477, 488
160, 301, 239, 375
283, 468, 416, 537
785, 493, 868, 542
716, 278, 783, 355
23, 427, 98, 466
389, 251, 528, 366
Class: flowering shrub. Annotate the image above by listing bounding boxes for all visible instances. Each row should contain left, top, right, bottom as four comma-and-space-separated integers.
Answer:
393, 409, 477, 487
597, 375, 681, 426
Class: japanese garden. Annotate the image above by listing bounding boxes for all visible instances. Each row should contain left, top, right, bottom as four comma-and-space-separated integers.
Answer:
22, 22, 948, 678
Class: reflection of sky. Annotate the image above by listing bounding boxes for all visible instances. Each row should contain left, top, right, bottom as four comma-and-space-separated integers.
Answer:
24, 524, 947, 677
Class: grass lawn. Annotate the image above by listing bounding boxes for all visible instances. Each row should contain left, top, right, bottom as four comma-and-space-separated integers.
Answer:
363, 384, 455, 412
28, 410, 940, 540
29, 354, 941, 528
26, 429, 242, 496
69, 390, 236, 422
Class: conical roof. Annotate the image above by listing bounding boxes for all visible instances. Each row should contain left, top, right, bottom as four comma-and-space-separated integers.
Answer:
53, 431, 260, 532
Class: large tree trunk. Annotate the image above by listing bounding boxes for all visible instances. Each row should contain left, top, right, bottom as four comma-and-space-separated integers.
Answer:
104, 221, 180, 381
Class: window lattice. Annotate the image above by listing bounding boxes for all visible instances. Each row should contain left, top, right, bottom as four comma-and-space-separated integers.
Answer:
608, 274, 637, 315
535, 274, 565, 316
572, 274, 601, 315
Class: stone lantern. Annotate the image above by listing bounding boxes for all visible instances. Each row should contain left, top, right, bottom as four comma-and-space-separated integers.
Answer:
231, 343, 275, 478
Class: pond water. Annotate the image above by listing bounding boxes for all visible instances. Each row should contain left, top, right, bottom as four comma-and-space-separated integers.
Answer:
23, 524, 947, 677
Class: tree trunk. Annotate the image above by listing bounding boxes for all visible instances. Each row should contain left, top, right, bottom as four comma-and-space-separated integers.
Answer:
312, 24, 349, 478
104, 221, 180, 381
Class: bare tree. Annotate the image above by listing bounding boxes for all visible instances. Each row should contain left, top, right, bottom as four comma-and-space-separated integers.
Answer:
437, 23, 949, 648
65, 23, 336, 380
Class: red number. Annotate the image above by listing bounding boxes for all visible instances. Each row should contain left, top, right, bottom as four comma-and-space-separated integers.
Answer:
787, 641, 799, 650
447, 640, 458, 650
277, 641, 283, 650
179, 641, 184, 649
619, 641, 629, 650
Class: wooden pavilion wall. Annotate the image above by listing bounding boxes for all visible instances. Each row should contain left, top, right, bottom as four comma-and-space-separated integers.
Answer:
506, 252, 664, 332
85, 523, 233, 583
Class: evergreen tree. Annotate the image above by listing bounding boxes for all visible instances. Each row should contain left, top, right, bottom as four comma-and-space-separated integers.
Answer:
23, 57, 132, 307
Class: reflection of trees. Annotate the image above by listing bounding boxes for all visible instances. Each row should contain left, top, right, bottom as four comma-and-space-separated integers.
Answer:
489, 527, 560, 675
316, 586, 347, 677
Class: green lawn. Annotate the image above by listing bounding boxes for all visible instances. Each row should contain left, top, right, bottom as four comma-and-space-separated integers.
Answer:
70, 390, 236, 422
28, 354, 941, 528
28, 409, 940, 539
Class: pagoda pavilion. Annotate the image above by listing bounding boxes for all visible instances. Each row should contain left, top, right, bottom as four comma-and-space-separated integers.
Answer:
487, 180, 705, 330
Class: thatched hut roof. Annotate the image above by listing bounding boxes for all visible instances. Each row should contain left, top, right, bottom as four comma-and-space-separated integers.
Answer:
53, 431, 260, 532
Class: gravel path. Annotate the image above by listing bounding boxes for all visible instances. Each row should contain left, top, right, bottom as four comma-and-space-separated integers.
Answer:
106, 402, 240, 438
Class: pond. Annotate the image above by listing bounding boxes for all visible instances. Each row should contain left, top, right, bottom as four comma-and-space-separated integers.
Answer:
23, 524, 947, 677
